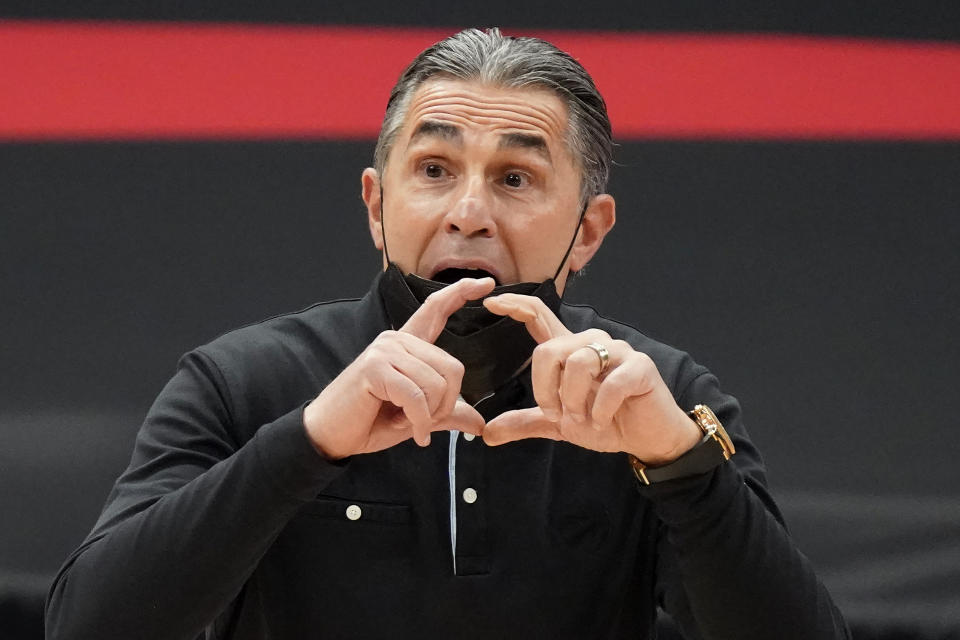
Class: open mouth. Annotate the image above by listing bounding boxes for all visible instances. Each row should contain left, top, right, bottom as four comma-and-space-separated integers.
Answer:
431, 267, 499, 285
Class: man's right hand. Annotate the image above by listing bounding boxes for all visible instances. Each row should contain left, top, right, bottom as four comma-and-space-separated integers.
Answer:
303, 277, 495, 460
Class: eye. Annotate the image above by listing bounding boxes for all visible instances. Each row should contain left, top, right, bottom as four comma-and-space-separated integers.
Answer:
504, 172, 527, 188
424, 163, 445, 179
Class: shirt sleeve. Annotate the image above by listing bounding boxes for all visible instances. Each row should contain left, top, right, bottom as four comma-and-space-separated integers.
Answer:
643, 368, 851, 640
44, 349, 348, 640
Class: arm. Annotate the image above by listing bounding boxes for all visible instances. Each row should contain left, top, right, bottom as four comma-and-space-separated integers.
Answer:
481, 294, 849, 640
647, 371, 850, 640
45, 351, 344, 640
46, 277, 492, 639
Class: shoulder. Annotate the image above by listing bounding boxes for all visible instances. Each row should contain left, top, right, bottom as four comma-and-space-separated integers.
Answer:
560, 302, 772, 488
203, 296, 369, 364
558, 302, 707, 397
163, 294, 386, 431
186, 294, 385, 403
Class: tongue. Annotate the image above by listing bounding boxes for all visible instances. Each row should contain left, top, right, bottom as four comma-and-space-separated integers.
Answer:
433, 267, 496, 284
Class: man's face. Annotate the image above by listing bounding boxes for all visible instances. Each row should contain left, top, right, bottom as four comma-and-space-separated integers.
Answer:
363, 78, 612, 294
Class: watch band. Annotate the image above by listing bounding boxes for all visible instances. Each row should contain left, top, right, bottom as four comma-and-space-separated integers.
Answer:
629, 404, 736, 485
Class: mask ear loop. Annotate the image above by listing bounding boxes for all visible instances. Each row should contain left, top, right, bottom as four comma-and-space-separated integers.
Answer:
382, 183, 586, 283
551, 200, 589, 281
379, 185, 393, 266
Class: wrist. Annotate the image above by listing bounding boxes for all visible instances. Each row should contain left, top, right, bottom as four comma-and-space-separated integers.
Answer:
629, 404, 737, 485
302, 400, 348, 461
631, 406, 702, 466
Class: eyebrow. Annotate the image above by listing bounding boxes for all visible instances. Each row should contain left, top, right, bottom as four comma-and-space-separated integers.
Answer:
407, 120, 462, 148
406, 120, 552, 165
497, 132, 552, 164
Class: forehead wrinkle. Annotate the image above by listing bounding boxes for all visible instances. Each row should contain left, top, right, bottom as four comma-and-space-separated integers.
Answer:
398, 80, 577, 170
408, 83, 567, 137
414, 96, 565, 138
408, 111, 561, 167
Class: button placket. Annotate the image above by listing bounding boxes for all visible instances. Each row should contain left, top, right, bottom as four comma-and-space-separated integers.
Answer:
453, 429, 490, 575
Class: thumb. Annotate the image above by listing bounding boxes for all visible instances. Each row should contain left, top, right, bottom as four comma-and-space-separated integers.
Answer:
483, 408, 562, 446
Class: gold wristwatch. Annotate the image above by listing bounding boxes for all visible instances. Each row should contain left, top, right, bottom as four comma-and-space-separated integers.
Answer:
629, 404, 736, 485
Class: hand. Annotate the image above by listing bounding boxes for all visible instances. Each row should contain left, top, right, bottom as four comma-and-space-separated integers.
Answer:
303, 277, 496, 460
481, 294, 701, 465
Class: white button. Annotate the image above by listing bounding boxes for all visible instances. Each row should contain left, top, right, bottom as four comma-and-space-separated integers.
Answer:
345, 504, 362, 521
462, 433, 476, 441
462, 488, 478, 504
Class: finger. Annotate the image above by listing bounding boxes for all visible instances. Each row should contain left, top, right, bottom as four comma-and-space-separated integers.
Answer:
530, 329, 612, 422
370, 366, 433, 446
401, 277, 496, 343
561, 346, 604, 426
431, 400, 485, 437
483, 408, 563, 446
388, 350, 448, 416
530, 343, 563, 421
482, 293, 570, 344
591, 352, 656, 428
393, 333, 465, 422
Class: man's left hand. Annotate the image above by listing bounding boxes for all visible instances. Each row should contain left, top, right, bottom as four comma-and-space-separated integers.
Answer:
482, 293, 701, 466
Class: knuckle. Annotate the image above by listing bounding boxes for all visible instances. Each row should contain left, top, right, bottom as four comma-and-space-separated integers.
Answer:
585, 328, 609, 341
362, 346, 385, 363
534, 342, 558, 360
566, 350, 590, 370
633, 351, 654, 368
392, 330, 413, 344
429, 375, 448, 397
410, 387, 427, 401
532, 343, 549, 363
425, 286, 455, 304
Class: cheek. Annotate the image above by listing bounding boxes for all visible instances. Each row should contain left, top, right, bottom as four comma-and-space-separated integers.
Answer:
384, 203, 445, 262
506, 217, 572, 273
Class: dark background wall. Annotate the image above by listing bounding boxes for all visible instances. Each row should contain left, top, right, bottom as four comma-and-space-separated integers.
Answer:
2, 2, 959, 638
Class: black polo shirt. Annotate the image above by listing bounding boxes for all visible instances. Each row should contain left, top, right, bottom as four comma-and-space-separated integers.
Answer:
46, 273, 849, 639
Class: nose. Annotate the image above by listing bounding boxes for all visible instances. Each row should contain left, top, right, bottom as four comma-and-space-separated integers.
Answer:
443, 177, 497, 238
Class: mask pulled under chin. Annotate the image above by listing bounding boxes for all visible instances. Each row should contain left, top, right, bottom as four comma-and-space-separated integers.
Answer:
378, 262, 562, 404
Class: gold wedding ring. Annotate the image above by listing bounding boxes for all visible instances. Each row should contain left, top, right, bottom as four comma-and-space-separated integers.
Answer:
584, 342, 610, 375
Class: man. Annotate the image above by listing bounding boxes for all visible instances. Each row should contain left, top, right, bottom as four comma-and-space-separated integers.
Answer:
46, 28, 848, 639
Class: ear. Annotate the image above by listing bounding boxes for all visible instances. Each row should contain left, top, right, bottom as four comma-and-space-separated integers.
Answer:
361, 167, 384, 250
567, 193, 616, 272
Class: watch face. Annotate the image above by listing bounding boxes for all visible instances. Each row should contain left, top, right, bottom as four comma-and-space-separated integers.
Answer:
693, 405, 736, 457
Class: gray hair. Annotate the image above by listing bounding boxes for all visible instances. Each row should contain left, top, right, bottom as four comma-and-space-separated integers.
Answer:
374, 28, 613, 204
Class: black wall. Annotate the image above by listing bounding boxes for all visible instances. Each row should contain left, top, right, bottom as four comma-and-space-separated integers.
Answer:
2, 3, 959, 638
3, 140, 958, 494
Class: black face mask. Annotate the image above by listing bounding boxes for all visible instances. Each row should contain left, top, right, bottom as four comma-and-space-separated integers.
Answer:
378, 262, 561, 404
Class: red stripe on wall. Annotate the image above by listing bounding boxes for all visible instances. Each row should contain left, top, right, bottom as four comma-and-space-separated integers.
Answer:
1, 21, 959, 140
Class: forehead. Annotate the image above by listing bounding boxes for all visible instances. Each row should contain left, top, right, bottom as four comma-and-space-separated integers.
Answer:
397, 78, 570, 152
